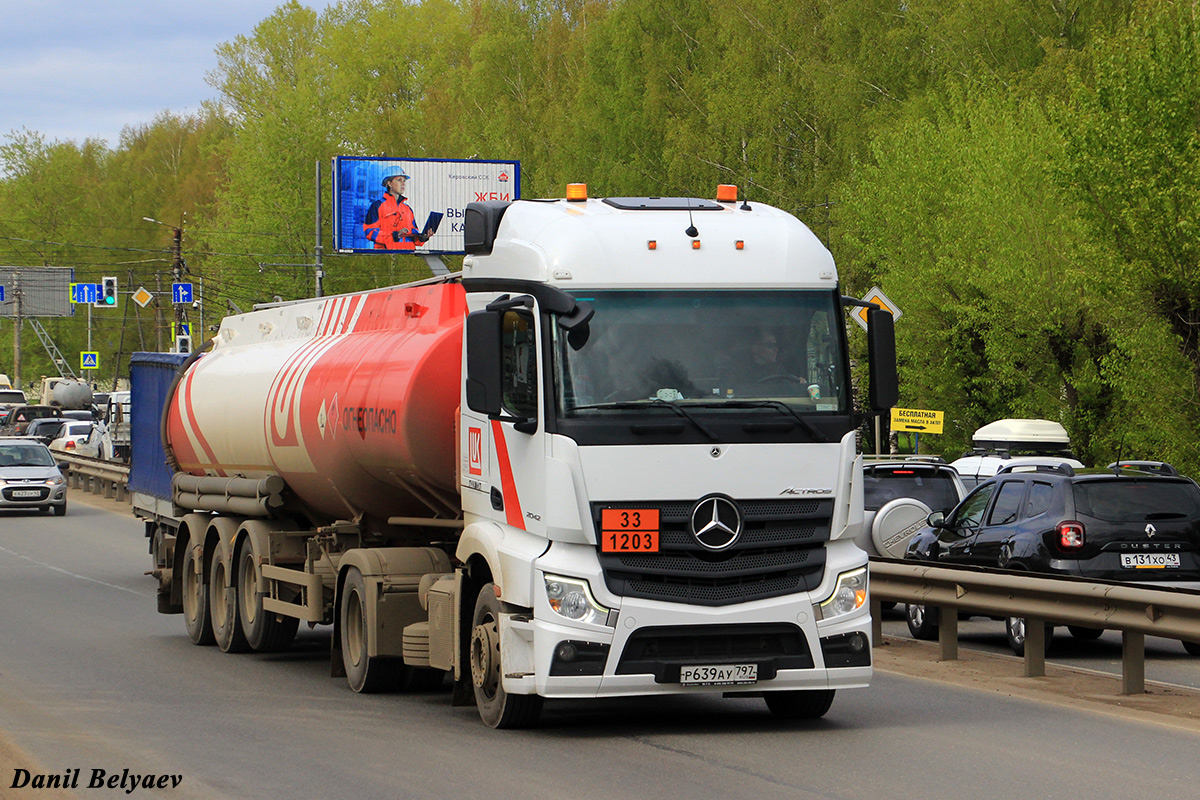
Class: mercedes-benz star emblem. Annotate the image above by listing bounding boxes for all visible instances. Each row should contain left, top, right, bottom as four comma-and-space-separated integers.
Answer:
690, 495, 743, 551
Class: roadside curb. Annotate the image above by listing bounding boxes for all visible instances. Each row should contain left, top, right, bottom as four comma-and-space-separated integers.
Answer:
876, 634, 1200, 731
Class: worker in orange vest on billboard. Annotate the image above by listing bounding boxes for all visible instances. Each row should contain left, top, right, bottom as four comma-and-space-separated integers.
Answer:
363, 169, 428, 251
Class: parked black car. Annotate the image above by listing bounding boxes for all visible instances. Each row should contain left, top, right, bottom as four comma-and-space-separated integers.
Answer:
902, 462, 1200, 655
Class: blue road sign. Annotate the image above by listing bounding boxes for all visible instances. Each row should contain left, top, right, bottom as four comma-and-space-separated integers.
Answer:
172, 283, 193, 304
71, 283, 101, 304
0, 285, 5, 302
80, 352, 99, 370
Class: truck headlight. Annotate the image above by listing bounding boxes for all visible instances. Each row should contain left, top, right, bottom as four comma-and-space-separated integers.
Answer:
818, 567, 867, 620
544, 575, 610, 626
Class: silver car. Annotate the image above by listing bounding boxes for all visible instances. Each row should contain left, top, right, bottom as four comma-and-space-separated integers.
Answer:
0, 439, 68, 515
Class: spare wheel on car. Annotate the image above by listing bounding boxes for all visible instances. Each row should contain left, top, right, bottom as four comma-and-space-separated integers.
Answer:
870, 498, 933, 558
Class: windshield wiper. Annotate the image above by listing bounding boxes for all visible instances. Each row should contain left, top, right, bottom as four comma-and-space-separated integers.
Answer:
570, 399, 719, 440
676, 400, 828, 442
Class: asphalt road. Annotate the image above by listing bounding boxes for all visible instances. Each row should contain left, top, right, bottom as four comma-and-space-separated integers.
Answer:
2, 494, 1199, 800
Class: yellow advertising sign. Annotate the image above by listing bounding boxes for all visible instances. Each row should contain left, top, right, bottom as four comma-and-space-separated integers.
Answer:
891, 407, 943, 434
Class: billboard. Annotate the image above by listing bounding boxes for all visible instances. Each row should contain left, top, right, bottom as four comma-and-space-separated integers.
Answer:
0, 266, 75, 317
332, 156, 520, 255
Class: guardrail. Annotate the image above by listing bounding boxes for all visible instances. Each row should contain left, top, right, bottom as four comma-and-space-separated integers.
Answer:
869, 558, 1200, 694
56, 452, 130, 502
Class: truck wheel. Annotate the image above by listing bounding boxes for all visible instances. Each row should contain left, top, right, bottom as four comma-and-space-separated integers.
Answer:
341, 567, 403, 693
182, 543, 214, 646
209, 545, 249, 653
236, 540, 298, 652
764, 689, 835, 720
470, 583, 543, 729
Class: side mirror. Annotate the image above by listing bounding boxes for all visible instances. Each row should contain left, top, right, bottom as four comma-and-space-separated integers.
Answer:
867, 307, 898, 412
465, 310, 503, 416
927, 510, 946, 528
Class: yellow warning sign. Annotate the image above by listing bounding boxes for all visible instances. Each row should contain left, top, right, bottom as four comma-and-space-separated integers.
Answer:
891, 407, 943, 434
853, 286, 903, 331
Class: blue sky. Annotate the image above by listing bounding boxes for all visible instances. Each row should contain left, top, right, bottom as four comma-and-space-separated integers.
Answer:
0, 1, 336, 148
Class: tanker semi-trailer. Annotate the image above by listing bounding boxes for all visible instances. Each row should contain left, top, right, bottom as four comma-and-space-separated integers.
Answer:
140, 184, 898, 728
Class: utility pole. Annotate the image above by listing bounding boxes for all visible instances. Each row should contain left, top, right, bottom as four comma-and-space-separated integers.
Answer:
12, 274, 21, 389
315, 160, 325, 298
145, 216, 189, 352
172, 224, 186, 338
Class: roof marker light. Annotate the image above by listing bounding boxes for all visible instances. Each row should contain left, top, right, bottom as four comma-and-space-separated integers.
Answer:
735, 240, 745, 250
648, 240, 657, 250
692, 240, 701, 250
566, 183, 588, 201
716, 184, 738, 202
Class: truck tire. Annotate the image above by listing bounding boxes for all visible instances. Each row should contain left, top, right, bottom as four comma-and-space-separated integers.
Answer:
341, 567, 404, 693
236, 539, 298, 652
470, 583, 543, 729
182, 543, 214, 646
764, 689, 836, 720
210, 544, 249, 653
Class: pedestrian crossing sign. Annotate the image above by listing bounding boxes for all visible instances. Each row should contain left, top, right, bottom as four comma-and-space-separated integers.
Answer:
81, 352, 99, 370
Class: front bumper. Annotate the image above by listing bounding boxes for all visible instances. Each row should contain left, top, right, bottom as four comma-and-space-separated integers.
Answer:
0, 483, 66, 510
502, 543, 872, 698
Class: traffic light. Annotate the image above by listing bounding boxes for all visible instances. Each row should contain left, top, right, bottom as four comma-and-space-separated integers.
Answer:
100, 276, 118, 306
175, 334, 193, 354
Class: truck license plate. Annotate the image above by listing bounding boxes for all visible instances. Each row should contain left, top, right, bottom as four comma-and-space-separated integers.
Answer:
679, 663, 758, 686
1120, 552, 1180, 568
11, 490, 40, 498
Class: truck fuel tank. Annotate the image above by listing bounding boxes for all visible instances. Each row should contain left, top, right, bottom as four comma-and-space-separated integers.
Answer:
165, 280, 467, 525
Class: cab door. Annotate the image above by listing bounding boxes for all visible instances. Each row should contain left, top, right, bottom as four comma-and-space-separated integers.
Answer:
461, 301, 547, 536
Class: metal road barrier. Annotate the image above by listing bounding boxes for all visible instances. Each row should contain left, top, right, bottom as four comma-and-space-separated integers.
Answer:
56, 452, 130, 502
869, 558, 1200, 695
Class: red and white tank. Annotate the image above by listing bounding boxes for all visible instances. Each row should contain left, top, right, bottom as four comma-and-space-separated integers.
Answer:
165, 279, 467, 523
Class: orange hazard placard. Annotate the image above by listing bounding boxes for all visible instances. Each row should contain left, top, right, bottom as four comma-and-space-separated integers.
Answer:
600, 508, 660, 553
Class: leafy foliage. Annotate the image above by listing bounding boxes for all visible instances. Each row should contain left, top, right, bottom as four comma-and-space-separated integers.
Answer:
3, 0, 1200, 472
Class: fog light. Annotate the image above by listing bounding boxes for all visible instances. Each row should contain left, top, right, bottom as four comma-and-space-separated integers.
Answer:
550, 640, 610, 676
820, 632, 871, 668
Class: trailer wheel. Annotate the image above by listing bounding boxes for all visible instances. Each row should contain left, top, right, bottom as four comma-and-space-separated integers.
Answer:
469, 583, 543, 729
237, 540, 298, 652
182, 543, 214, 646
764, 689, 836, 720
210, 545, 249, 653
341, 567, 403, 693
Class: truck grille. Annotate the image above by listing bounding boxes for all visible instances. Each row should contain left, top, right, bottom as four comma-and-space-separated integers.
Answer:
615, 623, 814, 682
593, 499, 832, 606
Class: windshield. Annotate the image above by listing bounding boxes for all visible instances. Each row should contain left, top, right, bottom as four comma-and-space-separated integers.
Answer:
1073, 480, 1200, 522
0, 444, 56, 467
864, 469, 962, 512
553, 290, 849, 417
